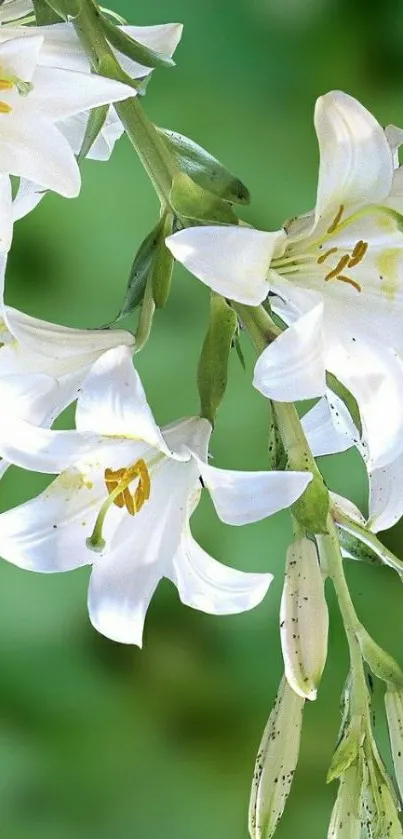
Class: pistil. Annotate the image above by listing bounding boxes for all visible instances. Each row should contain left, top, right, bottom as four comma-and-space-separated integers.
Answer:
86, 458, 151, 552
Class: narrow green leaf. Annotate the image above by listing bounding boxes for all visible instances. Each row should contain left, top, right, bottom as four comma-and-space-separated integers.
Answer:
291, 472, 329, 534
158, 128, 250, 205
268, 409, 287, 470
100, 12, 174, 69
32, 0, 63, 23
233, 334, 246, 371
170, 172, 238, 226
77, 104, 108, 164
42, 0, 80, 19
198, 293, 237, 425
114, 222, 162, 322
151, 213, 174, 309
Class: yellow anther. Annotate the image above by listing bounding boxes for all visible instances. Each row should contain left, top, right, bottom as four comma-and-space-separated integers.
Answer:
317, 246, 338, 265
327, 204, 344, 234
104, 458, 151, 517
335, 275, 362, 293
0, 80, 13, 91
0, 101, 11, 114
324, 254, 350, 281
348, 240, 368, 268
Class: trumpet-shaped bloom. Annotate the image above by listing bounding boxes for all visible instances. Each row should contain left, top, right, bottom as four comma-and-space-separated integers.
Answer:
0, 346, 312, 645
0, 19, 182, 161
0, 35, 136, 196
167, 92, 403, 473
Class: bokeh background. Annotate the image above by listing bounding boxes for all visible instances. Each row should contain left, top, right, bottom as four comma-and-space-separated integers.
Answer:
2, 0, 403, 836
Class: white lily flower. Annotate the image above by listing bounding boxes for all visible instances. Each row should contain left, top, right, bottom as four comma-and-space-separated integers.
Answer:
0, 252, 134, 474
168, 91, 402, 338
0, 19, 182, 161
0, 34, 136, 196
0, 346, 312, 645
167, 92, 403, 471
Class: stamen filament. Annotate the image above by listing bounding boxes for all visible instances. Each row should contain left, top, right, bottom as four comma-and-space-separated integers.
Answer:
336, 275, 362, 293
327, 204, 344, 234
317, 246, 338, 264
324, 254, 350, 281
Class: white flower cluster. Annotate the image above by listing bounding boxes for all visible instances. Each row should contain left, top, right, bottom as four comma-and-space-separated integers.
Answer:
0, 1, 311, 646
2, 1, 403, 837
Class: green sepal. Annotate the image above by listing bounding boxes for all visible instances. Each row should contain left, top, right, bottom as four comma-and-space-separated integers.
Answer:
114, 222, 162, 322
198, 293, 238, 426
268, 409, 287, 470
158, 128, 250, 205
77, 104, 108, 164
291, 471, 329, 535
99, 12, 175, 69
234, 335, 246, 371
151, 212, 174, 309
337, 527, 384, 568
327, 718, 362, 783
356, 626, 403, 688
170, 173, 238, 226
32, 0, 63, 23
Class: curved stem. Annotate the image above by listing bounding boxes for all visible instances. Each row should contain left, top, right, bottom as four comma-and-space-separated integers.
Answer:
73, 0, 179, 204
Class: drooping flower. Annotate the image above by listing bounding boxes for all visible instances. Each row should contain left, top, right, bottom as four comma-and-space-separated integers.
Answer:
166, 92, 403, 473
0, 252, 134, 478
0, 346, 312, 645
0, 34, 136, 196
0, 16, 182, 161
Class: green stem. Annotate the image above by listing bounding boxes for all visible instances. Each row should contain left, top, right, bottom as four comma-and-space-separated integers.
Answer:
73, 0, 179, 204
316, 519, 370, 722
333, 507, 403, 578
232, 302, 281, 352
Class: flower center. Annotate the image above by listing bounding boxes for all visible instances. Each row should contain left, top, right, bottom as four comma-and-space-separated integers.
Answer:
272, 204, 370, 294
86, 458, 151, 553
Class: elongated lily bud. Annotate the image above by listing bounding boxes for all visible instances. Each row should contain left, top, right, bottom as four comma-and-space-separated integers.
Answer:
385, 687, 403, 803
249, 677, 304, 839
327, 762, 362, 839
360, 748, 403, 839
280, 536, 329, 700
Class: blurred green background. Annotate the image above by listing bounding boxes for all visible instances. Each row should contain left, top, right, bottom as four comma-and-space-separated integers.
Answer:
2, 0, 403, 836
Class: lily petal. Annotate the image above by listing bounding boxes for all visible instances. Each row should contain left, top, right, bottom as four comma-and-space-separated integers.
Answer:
253, 303, 326, 401
326, 338, 403, 469
29, 66, 134, 122
314, 91, 394, 223
0, 466, 105, 572
0, 114, 80, 197
195, 458, 312, 525
88, 456, 196, 645
368, 454, 403, 533
88, 556, 161, 647
76, 346, 170, 453
169, 525, 272, 614
166, 226, 286, 305
302, 395, 358, 457
0, 33, 42, 81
